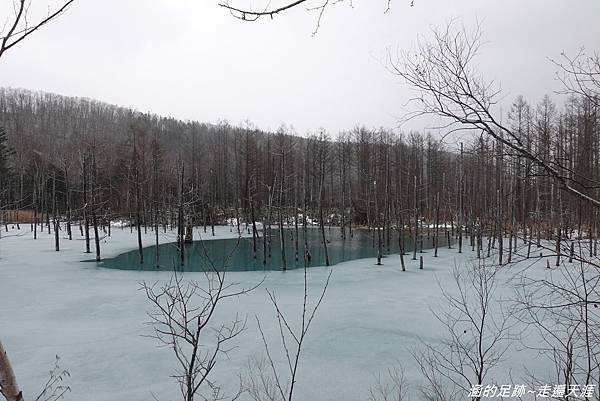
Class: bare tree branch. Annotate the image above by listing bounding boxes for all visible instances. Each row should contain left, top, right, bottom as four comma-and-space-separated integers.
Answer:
142, 240, 261, 401
218, 0, 414, 34
550, 48, 600, 108
390, 19, 600, 209
242, 265, 332, 401
0, 0, 76, 60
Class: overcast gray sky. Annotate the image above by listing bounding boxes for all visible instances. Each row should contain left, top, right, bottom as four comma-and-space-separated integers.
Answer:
1, 0, 599, 135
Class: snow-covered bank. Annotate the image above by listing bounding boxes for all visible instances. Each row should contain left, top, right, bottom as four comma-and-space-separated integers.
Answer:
0, 226, 548, 401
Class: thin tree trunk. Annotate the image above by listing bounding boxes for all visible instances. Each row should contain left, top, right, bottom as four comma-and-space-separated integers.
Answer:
52, 172, 59, 252
412, 176, 418, 261
83, 157, 90, 253
250, 196, 257, 259
458, 142, 463, 253
434, 192, 440, 257
319, 171, 330, 267
177, 163, 184, 266
64, 166, 72, 241
398, 213, 406, 271
92, 152, 100, 262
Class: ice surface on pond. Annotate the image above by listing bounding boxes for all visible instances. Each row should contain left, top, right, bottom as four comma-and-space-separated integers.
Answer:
0, 225, 548, 401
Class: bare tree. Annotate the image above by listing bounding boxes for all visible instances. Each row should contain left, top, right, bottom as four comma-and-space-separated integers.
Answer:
391, 26, 600, 398
33, 356, 70, 401
413, 261, 512, 401
514, 244, 600, 399
551, 48, 600, 107
243, 266, 332, 401
0, 0, 75, 60
368, 365, 409, 401
390, 20, 600, 209
243, 355, 281, 401
142, 243, 260, 401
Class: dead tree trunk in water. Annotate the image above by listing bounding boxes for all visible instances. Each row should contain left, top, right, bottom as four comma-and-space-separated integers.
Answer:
52, 172, 59, 251
64, 165, 72, 241
303, 143, 312, 264
294, 189, 300, 262
177, 162, 185, 266
154, 203, 160, 269
434, 192, 440, 257
262, 202, 268, 265
458, 142, 463, 254
555, 226, 562, 267
318, 157, 330, 267
340, 141, 347, 239
279, 208, 287, 270
44, 183, 50, 235
82, 157, 90, 253
496, 139, 503, 264
412, 176, 418, 261
33, 176, 37, 240
91, 151, 101, 262
278, 154, 287, 270
151, 134, 161, 268
398, 212, 406, 271
265, 184, 274, 260
132, 129, 143, 265
250, 195, 257, 259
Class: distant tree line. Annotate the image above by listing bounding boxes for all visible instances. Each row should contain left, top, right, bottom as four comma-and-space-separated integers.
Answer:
0, 87, 598, 266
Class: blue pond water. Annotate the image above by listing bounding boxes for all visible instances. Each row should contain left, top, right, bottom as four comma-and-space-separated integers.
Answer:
99, 227, 452, 272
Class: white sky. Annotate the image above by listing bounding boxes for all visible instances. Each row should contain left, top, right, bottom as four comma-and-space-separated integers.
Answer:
1, 0, 599, 136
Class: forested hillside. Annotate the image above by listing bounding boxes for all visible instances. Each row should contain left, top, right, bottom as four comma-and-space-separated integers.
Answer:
0, 87, 598, 264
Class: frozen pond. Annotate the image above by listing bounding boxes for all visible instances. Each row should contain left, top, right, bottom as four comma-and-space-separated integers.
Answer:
0, 226, 542, 401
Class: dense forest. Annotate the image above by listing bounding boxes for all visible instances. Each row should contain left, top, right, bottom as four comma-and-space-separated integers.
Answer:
0, 87, 598, 266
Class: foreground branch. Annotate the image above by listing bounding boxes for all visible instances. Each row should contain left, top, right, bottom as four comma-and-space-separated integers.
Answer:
218, 0, 413, 33
0, 0, 76, 60
391, 20, 600, 209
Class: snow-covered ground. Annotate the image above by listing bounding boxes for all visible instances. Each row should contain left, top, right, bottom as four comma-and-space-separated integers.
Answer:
0, 225, 549, 400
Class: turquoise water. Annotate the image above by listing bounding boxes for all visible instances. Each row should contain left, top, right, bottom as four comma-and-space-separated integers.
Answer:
99, 227, 452, 272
